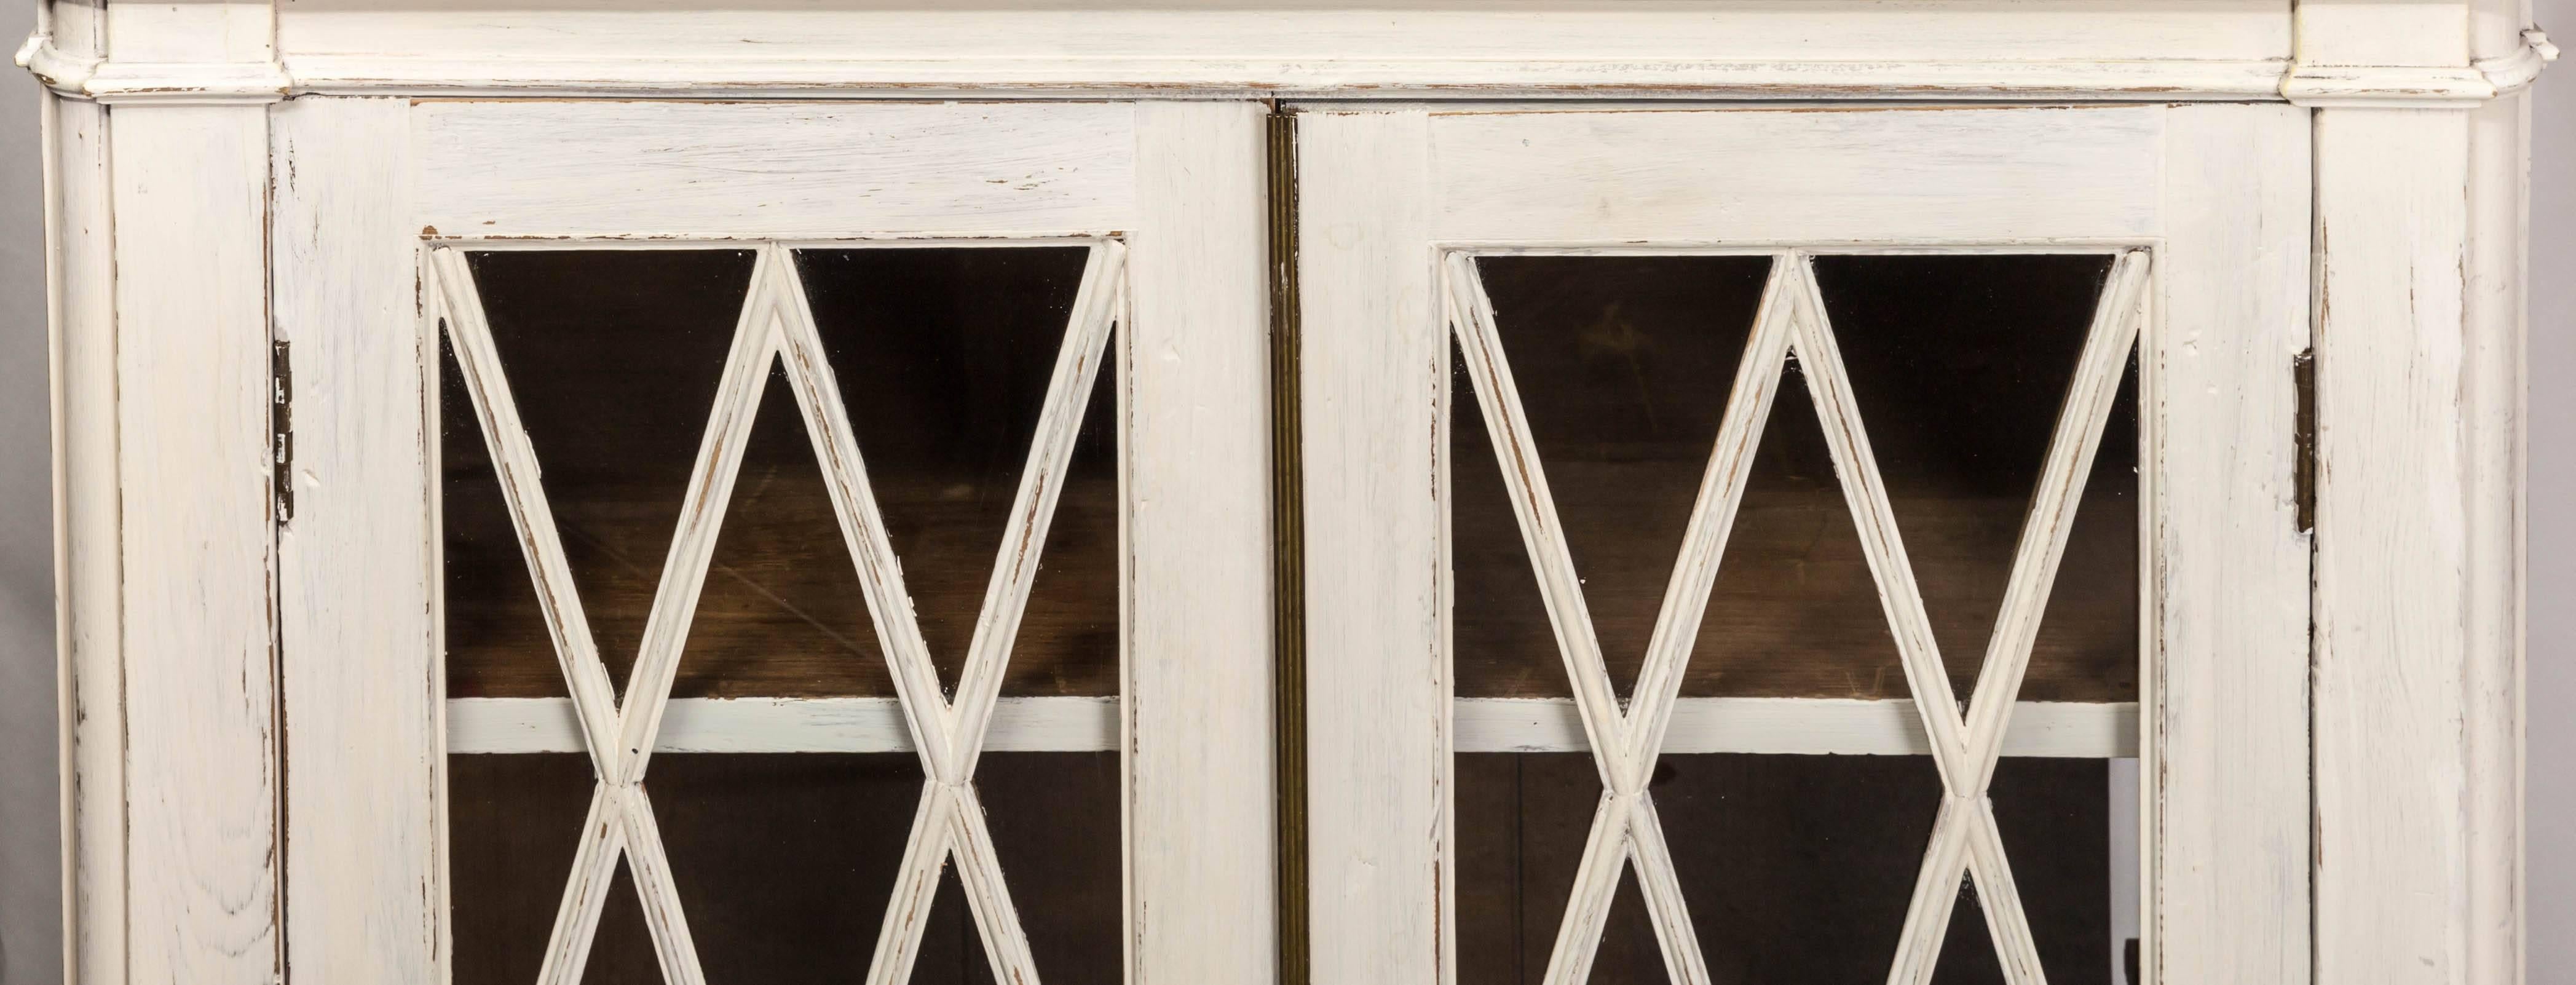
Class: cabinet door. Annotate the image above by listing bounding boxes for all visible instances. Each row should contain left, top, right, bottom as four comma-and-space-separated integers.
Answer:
1298, 105, 2309, 985
272, 99, 1275, 985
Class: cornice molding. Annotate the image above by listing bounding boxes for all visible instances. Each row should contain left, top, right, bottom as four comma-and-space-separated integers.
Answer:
15, 32, 289, 104
2476, 28, 2561, 97
12, 22, 2554, 106
14, 32, 100, 97
2283, 26, 2556, 107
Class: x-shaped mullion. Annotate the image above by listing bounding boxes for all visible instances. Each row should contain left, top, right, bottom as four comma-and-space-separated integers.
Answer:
1789, 250, 2151, 985
1445, 253, 1801, 985
769, 240, 1127, 985
438, 240, 1124, 985
1447, 248, 2147, 985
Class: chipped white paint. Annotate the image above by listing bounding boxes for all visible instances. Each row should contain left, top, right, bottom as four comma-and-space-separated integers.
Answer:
17, 4, 2546, 984
1302, 103, 2314, 985
429, 239, 1124, 985
112, 105, 281, 985
272, 97, 441, 985
37, 4, 121, 982
15, 1, 2561, 103
413, 101, 1139, 240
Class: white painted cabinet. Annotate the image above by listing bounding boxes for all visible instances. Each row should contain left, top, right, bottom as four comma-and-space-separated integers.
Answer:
16, 2, 2553, 984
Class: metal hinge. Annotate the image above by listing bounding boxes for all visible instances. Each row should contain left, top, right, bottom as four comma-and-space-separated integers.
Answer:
271, 340, 294, 526
2292, 348, 2315, 534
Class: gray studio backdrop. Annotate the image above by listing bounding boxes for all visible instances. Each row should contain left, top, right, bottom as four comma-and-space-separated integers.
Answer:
0, 2, 2569, 981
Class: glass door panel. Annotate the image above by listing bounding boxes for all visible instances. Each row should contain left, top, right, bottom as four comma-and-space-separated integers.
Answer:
436, 242, 1126, 984
1297, 104, 2312, 985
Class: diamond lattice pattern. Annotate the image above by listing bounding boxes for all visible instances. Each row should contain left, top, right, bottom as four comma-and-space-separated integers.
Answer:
1444, 249, 2149, 985
429, 241, 1127, 985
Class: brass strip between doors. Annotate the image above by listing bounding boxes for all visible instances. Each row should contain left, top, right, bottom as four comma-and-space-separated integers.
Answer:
1267, 106, 1312, 985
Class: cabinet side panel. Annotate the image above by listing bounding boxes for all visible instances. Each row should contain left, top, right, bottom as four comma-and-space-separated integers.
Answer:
1297, 109, 1447, 985
2150, 103, 2313, 985
273, 97, 439, 985
2312, 106, 2476, 985
1126, 100, 1278, 985
109, 105, 281, 985
2461, 92, 2528, 985
47, 90, 126, 985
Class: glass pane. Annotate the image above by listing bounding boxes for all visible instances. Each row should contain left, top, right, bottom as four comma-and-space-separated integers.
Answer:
444, 247, 1118, 702
1450, 253, 2137, 703
449, 754, 591, 985
441, 333, 562, 699
580, 863, 667, 985
443, 249, 757, 700
442, 245, 1125, 984
679, 366, 890, 698
1808, 255, 2134, 702
1692, 360, 1902, 698
1452, 255, 1776, 701
1455, 753, 2111, 985
652, 754, 923, 981
796, 247, 1113, 700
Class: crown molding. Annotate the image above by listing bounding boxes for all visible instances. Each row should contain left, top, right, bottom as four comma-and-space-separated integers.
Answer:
2476, 28, 2561, 96
14, 32, 100, 97
2283, 26, 2556, 107
17, 31, 290, 103
12, 21, 2553, 105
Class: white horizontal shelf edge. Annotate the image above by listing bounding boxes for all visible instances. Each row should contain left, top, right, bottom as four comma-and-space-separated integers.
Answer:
448, 695, 2136, 757
1456, 697, 2138, 758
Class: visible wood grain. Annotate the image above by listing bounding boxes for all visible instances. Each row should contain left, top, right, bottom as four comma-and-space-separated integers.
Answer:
269, 1, 2290, 98
271, 96, 441, 985
1427, 107, 2162, 245
1297, 108, 1447, 985
2149, 103, 2312, 985
414, 101, 1139, 239
110, 105, 279, 985
2462, 91, 2529, 985
1127, 100, 1278, 985
2312, 107, 2475, 985
1306, 102, 2321, 985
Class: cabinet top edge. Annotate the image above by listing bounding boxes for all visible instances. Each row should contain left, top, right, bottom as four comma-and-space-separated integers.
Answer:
13, 4, 2556, 106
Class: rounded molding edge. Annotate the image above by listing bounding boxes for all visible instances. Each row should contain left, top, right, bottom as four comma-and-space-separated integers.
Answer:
16, 30, 289, 104
2476, 28, 2561, 97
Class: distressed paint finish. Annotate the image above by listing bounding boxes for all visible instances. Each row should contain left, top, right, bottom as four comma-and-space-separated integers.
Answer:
2149, 103, 2313, 985
110, 105, 281, 985
1302, 102, 2317, 985
412, 101, 1139, 240
14, 4, 2552, 981
1127, 100, 1279, 985
272, 97, 441, 985
1297, 108, 1447, 985
38, 5, 122, 979
2310, 106, 2492, 985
